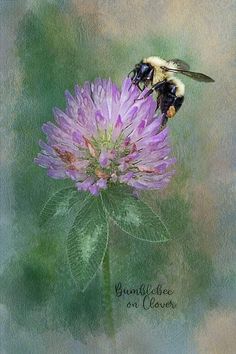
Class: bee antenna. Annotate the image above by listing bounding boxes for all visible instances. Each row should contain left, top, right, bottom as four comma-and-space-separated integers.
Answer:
128, 69, 134, 78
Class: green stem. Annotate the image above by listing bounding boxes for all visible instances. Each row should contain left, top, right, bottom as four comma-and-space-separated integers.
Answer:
102, 242, 115, 339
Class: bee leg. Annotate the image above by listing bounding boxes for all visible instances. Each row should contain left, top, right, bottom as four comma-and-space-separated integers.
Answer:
143, 80, 166, 99
160, 96, 184, 128
160, 105, 177, 128
143, 88, 154, 99
166, 105, 176, 118
160, 106, 176, 128
141, 84, 160, 100
134, 84, 147, 100
135, 81, 165, 101
138, 83, 146, 91
167, 96, 184, 118
155, 95, 161, 111
160, 115, 168, 129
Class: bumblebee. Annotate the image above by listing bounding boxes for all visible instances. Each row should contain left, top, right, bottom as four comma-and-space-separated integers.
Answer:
129, 56, 214, 126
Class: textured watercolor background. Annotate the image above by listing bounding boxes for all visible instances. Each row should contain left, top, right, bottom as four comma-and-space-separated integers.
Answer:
0, 0, 235, 353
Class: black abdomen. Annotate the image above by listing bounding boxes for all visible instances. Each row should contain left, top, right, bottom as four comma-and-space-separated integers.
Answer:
155, 81, 184, 126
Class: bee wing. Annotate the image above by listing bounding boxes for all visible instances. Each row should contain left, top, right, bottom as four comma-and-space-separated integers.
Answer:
162, 66, 215, 82
179, 70, 215, 82
168, 58, 190, 71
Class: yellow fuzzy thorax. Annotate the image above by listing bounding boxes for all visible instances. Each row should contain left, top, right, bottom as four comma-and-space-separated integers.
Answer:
143, 56, 185, 96
143, 56, 177, 82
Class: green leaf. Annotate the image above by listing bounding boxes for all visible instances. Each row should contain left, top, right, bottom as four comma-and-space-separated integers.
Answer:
67, 196, 108, 291
39, 187, 88, 226
101, 185, 170, 242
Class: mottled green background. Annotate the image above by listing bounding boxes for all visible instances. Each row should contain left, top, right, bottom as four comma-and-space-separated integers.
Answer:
1, 0, 235, 353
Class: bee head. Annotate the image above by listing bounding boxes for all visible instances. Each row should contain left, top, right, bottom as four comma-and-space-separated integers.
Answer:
129, 62, 154, 86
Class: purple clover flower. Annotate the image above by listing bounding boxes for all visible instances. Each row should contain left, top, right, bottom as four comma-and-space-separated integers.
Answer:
35, 78, 176, 196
